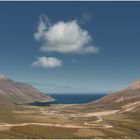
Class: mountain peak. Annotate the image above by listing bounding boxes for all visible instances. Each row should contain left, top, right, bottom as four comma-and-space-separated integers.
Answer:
0, 74, 8, 80
127, 80, 140, 90
0, 75, 53, 103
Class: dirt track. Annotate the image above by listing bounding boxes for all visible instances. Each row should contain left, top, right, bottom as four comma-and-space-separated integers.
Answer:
0, 110, 119, 131
0, 120, 113, 131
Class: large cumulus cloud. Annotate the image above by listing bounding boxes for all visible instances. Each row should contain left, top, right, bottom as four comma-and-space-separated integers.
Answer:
34, 17, 99, 54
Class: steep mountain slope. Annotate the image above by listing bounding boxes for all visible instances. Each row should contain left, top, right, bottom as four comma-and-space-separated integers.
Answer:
0, 74, 53, 104
85, 80, 140, 112
124, 80, 140, 91
66, 80, 140, 113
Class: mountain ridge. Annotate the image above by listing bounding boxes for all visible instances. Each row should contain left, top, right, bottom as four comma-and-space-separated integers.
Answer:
86, 79, 140, 112
124, 79, 140, 91
0, 74, 53, 104
66, 79, 140, 113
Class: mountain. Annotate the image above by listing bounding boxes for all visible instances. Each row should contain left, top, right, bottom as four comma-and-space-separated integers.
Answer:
0, 74, 53, 104
67, 79, 140, 113
124, 79, 140, 91
85, 80, 140, 112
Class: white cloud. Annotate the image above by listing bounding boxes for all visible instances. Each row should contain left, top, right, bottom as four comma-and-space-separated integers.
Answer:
34, 20, 46, 41
32, 56, 62, 69
34, 16, 99, 54
34, 15, 51, 41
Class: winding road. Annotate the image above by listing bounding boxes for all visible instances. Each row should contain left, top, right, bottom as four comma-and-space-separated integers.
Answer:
0, 109, 119, 131
0, 120, 113, 131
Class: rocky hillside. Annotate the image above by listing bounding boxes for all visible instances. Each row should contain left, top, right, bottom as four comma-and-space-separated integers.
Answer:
66, 79, 140, 113
124, 80, 140, 91
0, 74, 53, 104
86, 80, 140, 112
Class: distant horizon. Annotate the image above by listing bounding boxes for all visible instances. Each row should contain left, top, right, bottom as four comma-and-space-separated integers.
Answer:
47, 92, 108, 95
0, 73, 123, 94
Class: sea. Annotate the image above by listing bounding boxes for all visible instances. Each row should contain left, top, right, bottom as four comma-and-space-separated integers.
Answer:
30, 93, 107, 106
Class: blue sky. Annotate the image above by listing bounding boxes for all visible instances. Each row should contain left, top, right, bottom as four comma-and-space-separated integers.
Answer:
0, 2, 140, 94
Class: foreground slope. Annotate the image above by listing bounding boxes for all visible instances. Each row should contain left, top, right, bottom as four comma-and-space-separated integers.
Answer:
0, 74, 53, 104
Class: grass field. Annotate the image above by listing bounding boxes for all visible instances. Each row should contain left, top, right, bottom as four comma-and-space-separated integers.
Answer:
0, 102, 140, 139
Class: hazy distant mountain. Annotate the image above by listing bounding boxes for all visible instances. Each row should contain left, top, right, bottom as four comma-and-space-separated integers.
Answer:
0, 74, 53, 104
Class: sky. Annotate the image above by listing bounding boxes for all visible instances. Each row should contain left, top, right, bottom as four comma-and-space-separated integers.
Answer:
0, 1, 140, 94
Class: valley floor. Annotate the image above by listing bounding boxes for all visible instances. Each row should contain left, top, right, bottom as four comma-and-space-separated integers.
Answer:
0, 103, 140, 139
